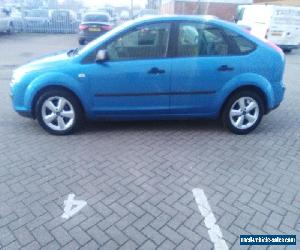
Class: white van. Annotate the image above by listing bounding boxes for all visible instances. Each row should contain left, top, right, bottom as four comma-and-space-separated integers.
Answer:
236, 4, 300, 52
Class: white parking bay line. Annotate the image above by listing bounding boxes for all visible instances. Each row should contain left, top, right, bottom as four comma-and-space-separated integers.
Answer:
62, 194, 87, 220
192, 188, 229, 250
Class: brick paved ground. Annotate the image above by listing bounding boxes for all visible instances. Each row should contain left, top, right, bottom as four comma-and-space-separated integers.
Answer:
0, 33, 299, 250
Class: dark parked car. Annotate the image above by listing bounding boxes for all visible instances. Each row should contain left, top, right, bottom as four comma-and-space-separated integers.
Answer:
78, 12, 113, 45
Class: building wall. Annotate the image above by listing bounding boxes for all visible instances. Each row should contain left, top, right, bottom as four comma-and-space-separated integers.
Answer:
160, 0, 175, 14
175, 1, 239, 20
147, 0, 162, 9
161, 0, 252, 20
255, 0, 300, 5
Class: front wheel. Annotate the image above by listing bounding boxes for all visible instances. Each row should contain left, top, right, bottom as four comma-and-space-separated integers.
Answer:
36, 89, 84, 135
222, 91, 264, 135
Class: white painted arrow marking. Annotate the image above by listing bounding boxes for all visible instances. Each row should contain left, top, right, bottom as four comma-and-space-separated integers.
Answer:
61, 194, 87, 220
192, 188, 229, 250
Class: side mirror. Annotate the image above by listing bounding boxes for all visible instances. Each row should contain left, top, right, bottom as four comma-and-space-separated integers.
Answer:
96, 50, 108, 63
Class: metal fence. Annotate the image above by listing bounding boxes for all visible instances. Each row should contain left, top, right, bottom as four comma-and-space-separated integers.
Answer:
2, 8, 81, 34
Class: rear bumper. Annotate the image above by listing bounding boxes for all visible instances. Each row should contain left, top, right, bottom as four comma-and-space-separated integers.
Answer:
267, 84, 285, 113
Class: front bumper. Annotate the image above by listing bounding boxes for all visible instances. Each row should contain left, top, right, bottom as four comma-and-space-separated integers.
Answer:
10, 85, 33, 119
17, 110, 33, 118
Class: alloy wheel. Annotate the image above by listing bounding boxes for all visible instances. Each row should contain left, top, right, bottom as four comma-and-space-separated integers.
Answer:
41, 96, 75, 132
229, 97, 260, 130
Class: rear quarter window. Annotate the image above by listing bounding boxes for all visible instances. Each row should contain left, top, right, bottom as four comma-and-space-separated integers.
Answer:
225, 30, 256, 54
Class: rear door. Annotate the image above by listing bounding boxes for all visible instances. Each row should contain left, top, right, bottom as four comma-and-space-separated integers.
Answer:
170, 22, 257, 115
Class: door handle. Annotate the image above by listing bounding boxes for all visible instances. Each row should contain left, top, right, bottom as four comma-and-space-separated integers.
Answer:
148, 67, 166, 75
217, 65, 234, 71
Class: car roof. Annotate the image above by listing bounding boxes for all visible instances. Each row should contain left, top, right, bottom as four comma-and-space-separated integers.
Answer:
134, 15, 217, 22
132, 15, 245, 34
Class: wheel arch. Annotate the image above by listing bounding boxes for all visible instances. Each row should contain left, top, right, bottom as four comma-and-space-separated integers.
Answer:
31, 85, 85, 118
219, 85, 268, 118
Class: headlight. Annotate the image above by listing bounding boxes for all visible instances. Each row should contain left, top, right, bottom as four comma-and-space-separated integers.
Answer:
11, 69, 28, 86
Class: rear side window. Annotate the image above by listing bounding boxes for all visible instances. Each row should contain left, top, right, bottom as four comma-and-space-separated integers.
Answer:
177, 23, 230, 57
225, 30, 256, 54
177, 23, 256, 57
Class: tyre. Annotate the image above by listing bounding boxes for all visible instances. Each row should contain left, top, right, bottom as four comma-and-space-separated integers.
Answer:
35, 89, 84, 135
222, 91, 264, 135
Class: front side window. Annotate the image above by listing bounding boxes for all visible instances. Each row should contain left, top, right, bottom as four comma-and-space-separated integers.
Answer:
106, 23, 171, 61
178, 23, 230, 57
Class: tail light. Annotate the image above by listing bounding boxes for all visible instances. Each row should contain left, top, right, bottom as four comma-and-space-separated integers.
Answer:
79, 24, 88, 31
102, 25, 112, 31
263, 38, 284, 59
265, 39, 283, 53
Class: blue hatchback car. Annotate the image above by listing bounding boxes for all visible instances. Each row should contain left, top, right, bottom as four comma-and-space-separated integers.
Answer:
10, 16, 285, 135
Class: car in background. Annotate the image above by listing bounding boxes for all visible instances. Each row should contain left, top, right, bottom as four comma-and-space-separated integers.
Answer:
236, 4, 300, 52
9, 7, 24, 32
24, 9, 50, 32
10, 16, 286, 135
0, 7, 13, 33
78, 12, 113, 45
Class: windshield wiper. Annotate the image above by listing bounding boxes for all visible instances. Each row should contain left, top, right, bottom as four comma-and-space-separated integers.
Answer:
67, 48, 79, 57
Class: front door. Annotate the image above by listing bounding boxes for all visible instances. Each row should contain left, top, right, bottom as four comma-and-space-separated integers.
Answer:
84, 22, 172, 116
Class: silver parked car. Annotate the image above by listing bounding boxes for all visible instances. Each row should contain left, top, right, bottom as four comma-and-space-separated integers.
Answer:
0, 7, 14, 33
24, 9, 50, 32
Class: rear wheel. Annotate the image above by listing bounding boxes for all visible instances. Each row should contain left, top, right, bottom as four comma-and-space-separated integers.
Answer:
36, 89, 84, 135
222, 91, 264, 135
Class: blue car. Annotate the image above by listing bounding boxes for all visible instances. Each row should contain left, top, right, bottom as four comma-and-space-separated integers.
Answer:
10, 16, 285, 135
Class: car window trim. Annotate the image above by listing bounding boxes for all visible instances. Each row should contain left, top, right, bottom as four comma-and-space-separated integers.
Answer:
224, 29, 257, 55
81, 21, 175, 64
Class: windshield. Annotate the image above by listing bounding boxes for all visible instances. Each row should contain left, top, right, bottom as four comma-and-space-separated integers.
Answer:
78, 19, 136, 55
83, 14, 109, 22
